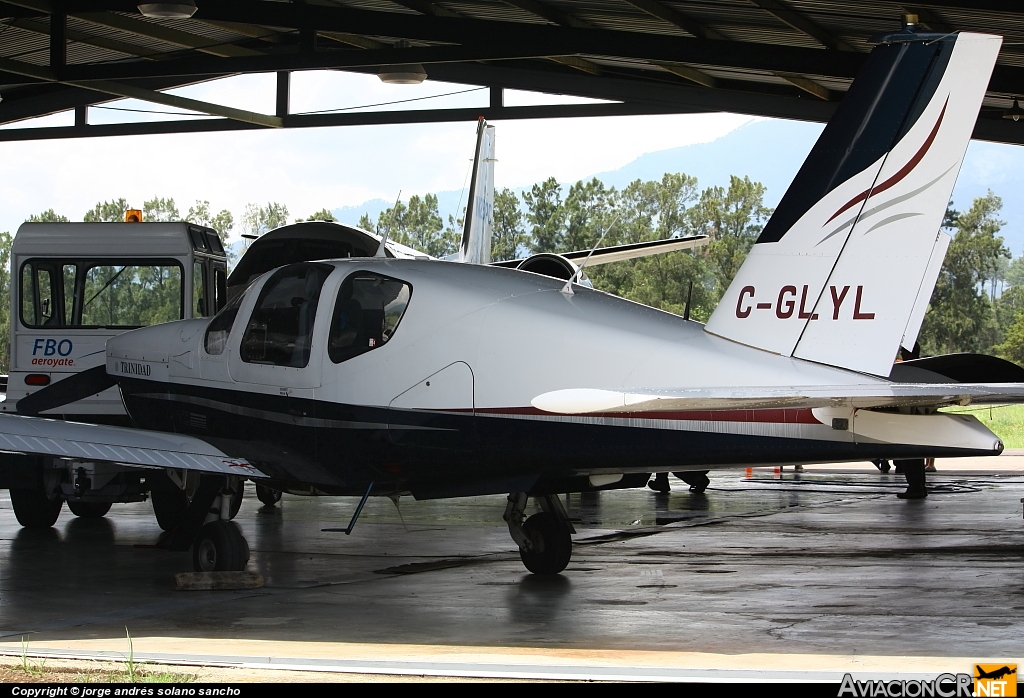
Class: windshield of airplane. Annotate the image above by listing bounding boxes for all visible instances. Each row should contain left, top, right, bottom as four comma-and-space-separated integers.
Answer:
21, 259, 183, 329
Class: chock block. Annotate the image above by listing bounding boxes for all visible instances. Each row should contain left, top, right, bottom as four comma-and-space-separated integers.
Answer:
174, 571, 264, 591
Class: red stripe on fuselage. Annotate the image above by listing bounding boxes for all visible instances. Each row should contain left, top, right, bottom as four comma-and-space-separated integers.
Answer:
824, 98, 948, 226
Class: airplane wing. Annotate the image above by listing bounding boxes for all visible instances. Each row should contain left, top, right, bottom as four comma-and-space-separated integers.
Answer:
491, 235, 708, 269
0, 414, 266, 477
531, 384, 1024, 414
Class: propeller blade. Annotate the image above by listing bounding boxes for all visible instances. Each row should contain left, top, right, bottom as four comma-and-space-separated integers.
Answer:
17, 365, 118, 416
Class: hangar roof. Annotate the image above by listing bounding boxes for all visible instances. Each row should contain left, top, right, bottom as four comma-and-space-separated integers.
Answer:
1, 1, 1022, 144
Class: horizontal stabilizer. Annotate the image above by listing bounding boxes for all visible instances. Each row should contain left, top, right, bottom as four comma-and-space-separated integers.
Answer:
0, 414, 266, 477
532, 383, 1024, 414
492, 235, 708, 269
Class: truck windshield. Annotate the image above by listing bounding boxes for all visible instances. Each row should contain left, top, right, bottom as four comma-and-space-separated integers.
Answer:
21, 259, 183, 329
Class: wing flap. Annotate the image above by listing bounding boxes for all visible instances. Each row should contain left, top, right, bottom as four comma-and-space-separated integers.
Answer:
0, 414, 266, 477
532, 384, 1024, 414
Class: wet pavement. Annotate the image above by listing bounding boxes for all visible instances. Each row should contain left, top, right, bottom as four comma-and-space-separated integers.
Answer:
0, 462, 1023, 678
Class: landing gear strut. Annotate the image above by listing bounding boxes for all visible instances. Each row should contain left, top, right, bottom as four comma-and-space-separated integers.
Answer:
895, 458, 927, 499
505, 493, 575, 575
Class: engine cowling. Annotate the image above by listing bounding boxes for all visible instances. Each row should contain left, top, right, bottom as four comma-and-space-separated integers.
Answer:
516, 253, 591, 286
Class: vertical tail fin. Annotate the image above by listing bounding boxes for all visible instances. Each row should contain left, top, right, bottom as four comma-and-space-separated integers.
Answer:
705, 31, 1001, 376
459, 118, 496, 264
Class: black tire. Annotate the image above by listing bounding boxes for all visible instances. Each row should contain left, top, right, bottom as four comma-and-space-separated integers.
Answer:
256, 484, 282, 507
67, 501, 111, 518
10, 488, 63, 528
151, 489, 189, 531
228, 483, 243, 519
519, 511, 572, 575
192, 520, 250, 572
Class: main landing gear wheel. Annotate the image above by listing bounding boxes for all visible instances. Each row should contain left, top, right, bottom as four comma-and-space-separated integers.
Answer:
67, 501, 111, 518
255, 483, 282, 507
519, 512, 572, 575
192, 520, 250, 572
10, 488, 63, 528
674, 471, 710, 493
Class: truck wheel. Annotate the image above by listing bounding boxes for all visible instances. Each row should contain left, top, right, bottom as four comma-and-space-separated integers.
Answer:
151, 489, 189, 531
255, 484, 282, 507
192, 521, 250, 572
10, 488, 63, 528
67, 501, 111, 518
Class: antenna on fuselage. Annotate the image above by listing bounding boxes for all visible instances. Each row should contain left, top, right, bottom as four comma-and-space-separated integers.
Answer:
376, 190, 402, 257
561, 214, 619, 296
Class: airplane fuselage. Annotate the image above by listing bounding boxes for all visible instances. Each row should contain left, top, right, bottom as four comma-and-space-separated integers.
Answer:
106, 259, 1000, 499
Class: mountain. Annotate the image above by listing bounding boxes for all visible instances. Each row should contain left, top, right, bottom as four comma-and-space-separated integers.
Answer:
334, 118, 1024, 255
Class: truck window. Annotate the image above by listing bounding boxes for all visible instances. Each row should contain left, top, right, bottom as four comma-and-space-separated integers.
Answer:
21, 263, 57, 326
240, 263, 332, 368
20, 259, 184, 329
193, 261, 207, 317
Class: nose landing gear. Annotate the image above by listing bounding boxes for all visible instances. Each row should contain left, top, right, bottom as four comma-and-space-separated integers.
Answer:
504, 492, 575, 575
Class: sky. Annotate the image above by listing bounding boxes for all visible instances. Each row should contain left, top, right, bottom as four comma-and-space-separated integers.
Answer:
0, 70, 752, 241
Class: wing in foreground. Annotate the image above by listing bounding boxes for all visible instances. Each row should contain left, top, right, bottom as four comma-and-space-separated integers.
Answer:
0, 414, 265, 477
532, 384, 1024, 414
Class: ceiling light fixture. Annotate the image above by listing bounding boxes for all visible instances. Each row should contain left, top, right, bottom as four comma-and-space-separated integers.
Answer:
378, 64, 428, 85
378, 40, 427, 85
137, 1, 197, 19
1003, 98, 1024, 122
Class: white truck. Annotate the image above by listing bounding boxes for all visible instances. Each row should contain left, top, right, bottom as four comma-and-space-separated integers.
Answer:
0, 221, 230, 525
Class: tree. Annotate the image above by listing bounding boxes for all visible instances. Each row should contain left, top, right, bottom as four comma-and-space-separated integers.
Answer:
185, 200, 234, 241
143, 197, 179, 222
920, 193, 1010, 355
25, 209, 68, 223
0, 231, 12, 373
84, 199, 131, 222
369, 194, 458, 258
687, 175, 772, 295
492, 188, 526, 262
523, 177, 565, 253
241, 202, 289, 237
297, 208, 337, 222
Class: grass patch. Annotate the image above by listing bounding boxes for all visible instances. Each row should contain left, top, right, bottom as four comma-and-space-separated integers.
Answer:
944, 404, 1024, 448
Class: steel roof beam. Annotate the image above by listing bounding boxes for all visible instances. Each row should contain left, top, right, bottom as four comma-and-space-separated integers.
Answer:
7, 17, 163, 59
0, 55, 279, 126
746, 0, 857, 52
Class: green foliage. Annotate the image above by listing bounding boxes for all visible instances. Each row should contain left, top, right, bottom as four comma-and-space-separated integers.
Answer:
0, 231, 12, 373
83, 199, 131, 222
142, 197, 179, 222
492, 187, 526, 262
242, 202, 289, 237
25, 209, 68, 223
368, 194, 460, 258
185, 200, 234, 239
517, 172, 770, 321
297, 208, 338, 222
920, 192, 1010, 355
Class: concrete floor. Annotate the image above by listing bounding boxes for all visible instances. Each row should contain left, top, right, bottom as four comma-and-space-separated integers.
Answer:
0, 460, 1023, 680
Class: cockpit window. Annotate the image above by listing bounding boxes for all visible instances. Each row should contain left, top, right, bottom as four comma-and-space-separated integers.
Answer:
203, 278, 255, 356
329, 273, 412, 364
240, 263, 332, 368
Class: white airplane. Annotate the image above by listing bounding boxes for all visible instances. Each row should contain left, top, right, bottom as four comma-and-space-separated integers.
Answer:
2, 27, 1021, 577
